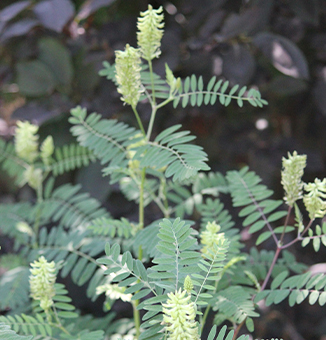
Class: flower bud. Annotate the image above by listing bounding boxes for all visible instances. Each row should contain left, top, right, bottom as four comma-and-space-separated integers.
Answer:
183, 275, 193, 294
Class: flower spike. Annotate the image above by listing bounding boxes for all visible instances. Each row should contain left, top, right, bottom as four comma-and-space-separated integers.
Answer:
29, 256, 56, 311
200, 221, 226, 254
162, 288, 199, 340
115, 44, 143, 107
281, 151, 306, 207
15, 121, 39, 163
137, 5, 164, 61
303, 178, 326, 219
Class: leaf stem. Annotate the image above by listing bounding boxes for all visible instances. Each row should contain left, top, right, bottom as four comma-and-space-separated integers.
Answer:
132, 105, 146, 136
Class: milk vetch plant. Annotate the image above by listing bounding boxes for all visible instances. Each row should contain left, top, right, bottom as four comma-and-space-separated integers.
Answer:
0, 5, 325, 340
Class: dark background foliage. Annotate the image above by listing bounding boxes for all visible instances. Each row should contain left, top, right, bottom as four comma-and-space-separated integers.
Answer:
1, 0, 326, 339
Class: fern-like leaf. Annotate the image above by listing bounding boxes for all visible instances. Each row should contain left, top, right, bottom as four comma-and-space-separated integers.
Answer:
149, 218, 200, 291
0, 314, 53, 338
0, 323, 33, 340
226, 167, 288, 245
213, 286, 259, 325
134, 125, 210, 182
37, 183, 110, 230
47, 144, 96, 176
173, 75, 267, 108
255, 271, 326, 307
69, 106, 141, 183
88, 217, 134, 238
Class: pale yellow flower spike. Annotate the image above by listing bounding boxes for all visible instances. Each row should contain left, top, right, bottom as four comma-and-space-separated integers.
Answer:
29, 256, 56, 311
200, 221, 226, 254
162, 289, 199, 340
281, 151, 307, 207
137, 5, 164, 61
115, 44, 143, 107
15, 121, 39, 163
303, 178, 326, 219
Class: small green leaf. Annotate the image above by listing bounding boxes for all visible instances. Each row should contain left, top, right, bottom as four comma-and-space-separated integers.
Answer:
313, 237, 321, 252
220, 81, 229, 94
271, 271, 289, 290
246, 317, 254, 332
256, 231, 272, 245
309, 291, 319, 304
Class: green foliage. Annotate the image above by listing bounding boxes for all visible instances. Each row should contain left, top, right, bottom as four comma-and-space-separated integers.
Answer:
38, 183, 110, 230
48, 144, 96, 176
0, 314, 53, 338
69, 106, 141, 183
0, 267, 30, 310
255, 271, 326, 307
1, 4, 324, 340
173, 76, 268, 108
0, 139, 27, 185
227, 167, 288, 245
0, 322, 33, 340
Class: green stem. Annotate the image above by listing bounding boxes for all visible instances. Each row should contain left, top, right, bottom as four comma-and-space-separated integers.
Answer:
148, 60, 156, 105
32, 180, 44, 248
139, 168, 146, 230
146, 106, 157, 141
161, 178, 170, 218
133, 300, 141, 339
132, 105, 146, 136
146, 60, 157, 141
201, 276, 219, 333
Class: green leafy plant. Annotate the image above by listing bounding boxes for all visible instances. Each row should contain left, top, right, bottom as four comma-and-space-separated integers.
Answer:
0, 5, 325, 340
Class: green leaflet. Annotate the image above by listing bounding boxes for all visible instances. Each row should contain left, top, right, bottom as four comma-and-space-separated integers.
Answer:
173, 75, 267, 109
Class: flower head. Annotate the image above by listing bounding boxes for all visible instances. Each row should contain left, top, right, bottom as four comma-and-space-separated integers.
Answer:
15, 121, 39, 163
29, 256, 56, 311
162, 289, 199, 340
200, 221, 226, 254
281, 151, 307, 207
115, 44, 143, 107
96, 283, 132, 303
303, 178, 326, 219
137, 5, 164, 61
